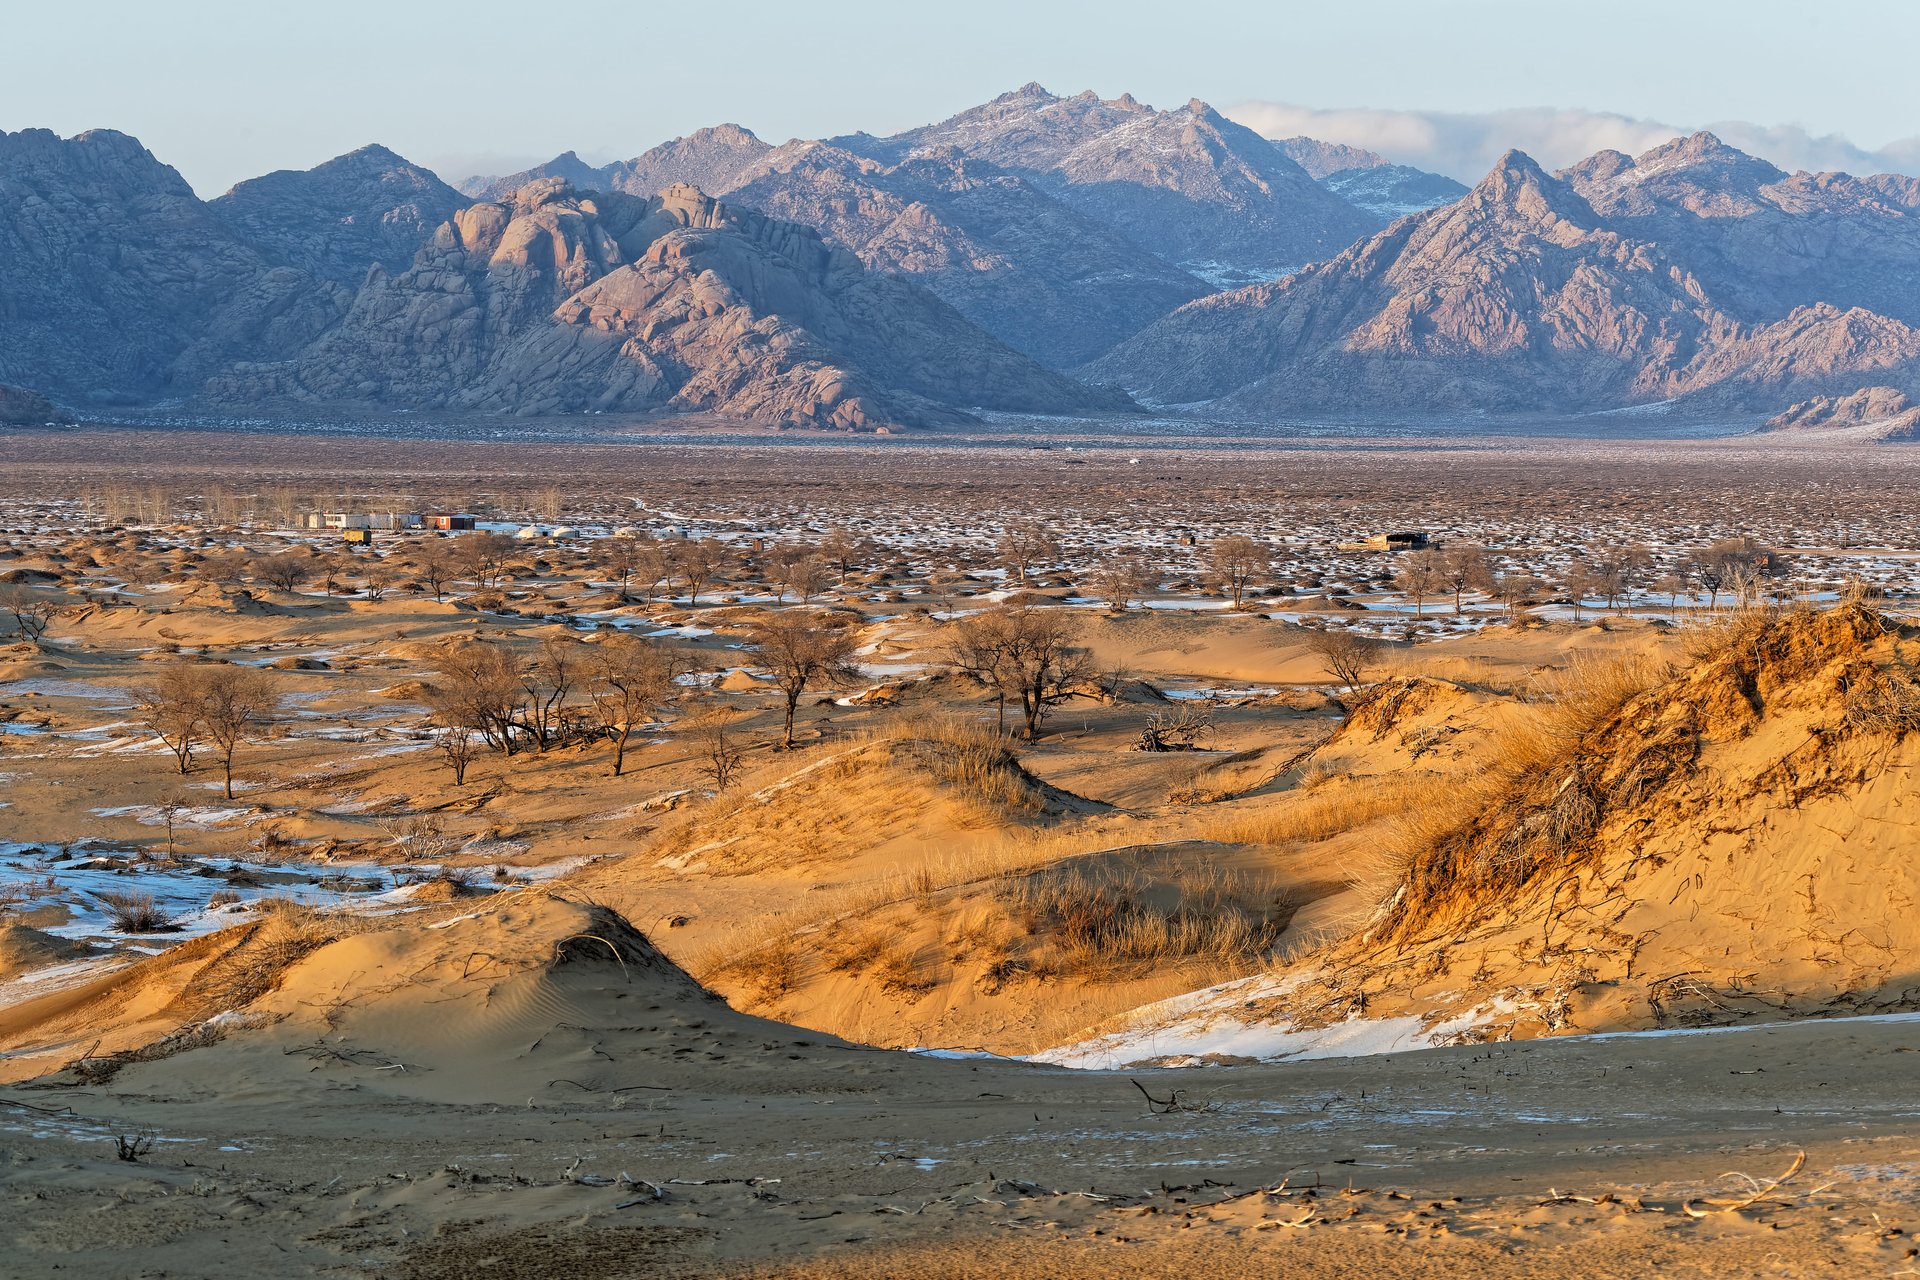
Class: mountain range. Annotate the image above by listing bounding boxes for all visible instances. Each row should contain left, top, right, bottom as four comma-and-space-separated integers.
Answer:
1088, 133, 1920, 424
5, 88, 1920, 435
459, 86, 1468, 366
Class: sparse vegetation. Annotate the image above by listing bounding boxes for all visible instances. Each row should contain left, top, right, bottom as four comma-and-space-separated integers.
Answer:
100, 892, 179, 934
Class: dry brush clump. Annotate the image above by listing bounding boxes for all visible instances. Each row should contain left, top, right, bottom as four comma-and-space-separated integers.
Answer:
1369, 603, 1906, 942
170, 900, 371, 1019
99, 891, 179, 934
876, 718, 1057, 816
995, 862, 1291, 974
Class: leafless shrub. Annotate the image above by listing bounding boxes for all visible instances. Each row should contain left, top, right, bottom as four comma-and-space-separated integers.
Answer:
1136, 702, 1216, 752
384, 815, 459, 863
696, 715, 748, 791
0, 584, 60, 648
1308, 630, 1380, 695
114, 1132, 155, 1162
100, 892, 179, 934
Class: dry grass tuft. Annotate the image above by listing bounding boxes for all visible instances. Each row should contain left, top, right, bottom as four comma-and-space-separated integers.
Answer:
1199, 773, 1453, 848
172, 900, 370, 1018
997, 863, 1290, 972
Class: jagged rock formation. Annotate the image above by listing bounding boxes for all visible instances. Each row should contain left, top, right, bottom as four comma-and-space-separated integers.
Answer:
0, 383, 71, 424
463, 127, 775, 205
0, 128, 344, 404
722, 143, 1207, 367
2, 130, 1122, 428
1764, 386, 1920, 441
1562, 132, 1920, 327
452, 91, 1464, 365
212, 180, 1120, 428
606, 124, 773, 199
831, 84, 1376, 288
1090, 134, 1920, 421
214, 144, 469, 282
1273, 137, 1391, 181
458, 149, 608, 202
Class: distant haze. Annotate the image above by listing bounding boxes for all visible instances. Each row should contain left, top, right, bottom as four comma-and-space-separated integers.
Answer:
3, 0, 1918, 193
1227, 103, 1920, 183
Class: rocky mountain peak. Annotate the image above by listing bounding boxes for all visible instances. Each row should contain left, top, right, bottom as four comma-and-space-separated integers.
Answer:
1465, 148, 1588, 224
1276, 137, 1390, 180
1631, 131, 1785, 182
1007, 81, 1055, 101
1, 126, 196, 196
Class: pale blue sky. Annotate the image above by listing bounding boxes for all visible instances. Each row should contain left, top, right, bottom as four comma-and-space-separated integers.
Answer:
5, 0, 1916, 192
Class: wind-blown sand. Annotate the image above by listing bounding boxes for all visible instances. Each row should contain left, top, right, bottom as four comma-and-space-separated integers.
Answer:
3, 890, 1918, 1278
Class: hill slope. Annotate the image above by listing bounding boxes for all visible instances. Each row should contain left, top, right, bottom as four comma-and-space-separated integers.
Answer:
1089, 136, 1920, 420
211, 179, 1119, 427
1054, 604, 1920, 1066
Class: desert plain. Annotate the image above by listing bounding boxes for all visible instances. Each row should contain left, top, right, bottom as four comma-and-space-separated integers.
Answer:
0, 426, 1918, 1278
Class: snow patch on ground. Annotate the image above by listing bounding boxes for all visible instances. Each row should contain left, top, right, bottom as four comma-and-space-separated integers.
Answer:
1031, 973, 1509, 1068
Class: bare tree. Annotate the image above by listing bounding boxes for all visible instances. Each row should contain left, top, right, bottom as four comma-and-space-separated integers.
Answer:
594, 534, 647, 601
1309, 629, 1380, 696
313, 551, 347, 597
818, 527, 867, 576
671, 538, 729, 606
155, 795, 188, 860
1090, 555, 1154, 612
748, 612, 863, 748
435, 724, 479, 786
1588, 542, 1652, 612
425, 639, 526, 754
1690, 537, 1782, 611
1440, 545, 1495, 614
589, 634, 680, 776
1394, 550, 1443, 618
252, 551, 308, 593
0, 585, 59, 649
949, 607, 1089, 740
454, 531, 516, 590
696, 714, 747, 791
361, 562, 395, 601
1206, 535, 1269, 610
413, 539, 455, 602
196, 665, 279, 799
1654, 571, 1691, 617
1564, 562, 1609, 622
632, 542, 671, 605
764, 544, 830, 604
945, 609, 1018, 733
997, 519, 1060, 588
519, 634, 583, 751
1495, 570, 1544, 622
133, 666, 208, 774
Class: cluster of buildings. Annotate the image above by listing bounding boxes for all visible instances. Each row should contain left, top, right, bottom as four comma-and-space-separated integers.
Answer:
296, 511, 477, 534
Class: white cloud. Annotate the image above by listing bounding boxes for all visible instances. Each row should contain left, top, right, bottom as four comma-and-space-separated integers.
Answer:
1224, 102, 1920, 183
